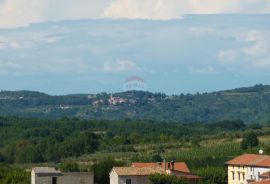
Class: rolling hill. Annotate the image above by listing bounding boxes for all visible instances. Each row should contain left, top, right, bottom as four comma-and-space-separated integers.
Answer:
1, 84, 270, 123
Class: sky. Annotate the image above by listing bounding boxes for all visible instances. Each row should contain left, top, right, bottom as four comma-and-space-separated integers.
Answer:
0, 0, 270, 95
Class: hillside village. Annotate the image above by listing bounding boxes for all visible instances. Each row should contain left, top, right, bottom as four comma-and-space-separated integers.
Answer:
2, 85, 270, 123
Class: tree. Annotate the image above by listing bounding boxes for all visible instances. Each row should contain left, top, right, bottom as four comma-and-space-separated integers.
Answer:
59, 162, 80, 172
91, 158, 124, 184
196, 167, 227, 184
241, 132, 259, 149
152, 154, 163, 162
149, 174, 187, 184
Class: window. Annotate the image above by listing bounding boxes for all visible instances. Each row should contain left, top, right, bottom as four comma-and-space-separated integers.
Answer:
242, 173, 245, 180
251, 175, 253, 179
126, 179, 131, 184
232, 172, 235, 180
52, 177, 57, 184
238, 172, 240, 180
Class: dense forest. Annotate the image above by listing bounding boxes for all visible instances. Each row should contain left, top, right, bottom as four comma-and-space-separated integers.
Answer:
0, 116, 265, 164
0, 116, 268, 184
1, 84, 270, 123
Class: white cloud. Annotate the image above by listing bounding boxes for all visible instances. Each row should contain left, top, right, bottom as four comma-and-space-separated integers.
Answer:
103, 0, 270, 20
0, 0, 45, 28
218, 30, 270, 71
103, 60, 141, 73
1, 0, 270, 28
0, 0, 110, 28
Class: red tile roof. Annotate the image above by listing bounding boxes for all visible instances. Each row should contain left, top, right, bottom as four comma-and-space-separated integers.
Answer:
260, 172, 270, 179
226, 154, 270, 167
112, 167, 165, 176
250, 179, 270, 184
132, 162, 190, 173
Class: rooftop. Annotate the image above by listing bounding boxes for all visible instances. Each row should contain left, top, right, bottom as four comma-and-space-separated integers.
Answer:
260, 171, 270, 179
226, 154, 270, 167
112, 167, 165, 176
132, 162, 190, 173
32, 167, 62, 174
250, 179, 270, 184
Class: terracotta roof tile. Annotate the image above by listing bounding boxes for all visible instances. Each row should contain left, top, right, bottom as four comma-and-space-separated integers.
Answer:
132, 162, 190, 173
260, 172, 270, 178
112, 167, 165, 176
226, 154, 270, 167
250, 179, 270, 184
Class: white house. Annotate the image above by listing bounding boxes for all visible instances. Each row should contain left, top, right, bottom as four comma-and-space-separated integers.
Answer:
31, 167, 94, 184
226, 154, 270, 184
110, 166, 164, 184
110, 162, 202, 184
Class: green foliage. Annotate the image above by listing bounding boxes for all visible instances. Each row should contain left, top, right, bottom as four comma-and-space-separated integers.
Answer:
1, 84, 270, 123
91, 158, 124, 184
149, 174, 187, 184
0, 164, 30, 184
241, 132, 259, 150
59, 162, 80, 172
152, 154, 163, 162
0, 116, 263, 164
196, 167, 227, 184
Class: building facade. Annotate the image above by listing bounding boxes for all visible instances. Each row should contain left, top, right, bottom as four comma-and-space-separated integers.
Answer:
226, 154, 270, 184
31, 167, 94, 184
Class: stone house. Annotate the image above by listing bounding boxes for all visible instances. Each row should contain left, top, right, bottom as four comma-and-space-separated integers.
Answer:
31, 167, 94, 184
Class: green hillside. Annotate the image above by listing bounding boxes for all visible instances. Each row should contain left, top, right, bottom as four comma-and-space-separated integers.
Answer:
1, 84, 270, 123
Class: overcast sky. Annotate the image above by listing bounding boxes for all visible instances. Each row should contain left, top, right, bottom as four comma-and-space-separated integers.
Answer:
0, 1, 270, 94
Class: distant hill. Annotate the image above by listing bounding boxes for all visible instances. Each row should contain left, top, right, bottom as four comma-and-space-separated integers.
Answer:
1, 84, 270, 123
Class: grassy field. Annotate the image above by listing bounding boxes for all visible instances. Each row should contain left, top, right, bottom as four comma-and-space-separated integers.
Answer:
59, 136, 269, 172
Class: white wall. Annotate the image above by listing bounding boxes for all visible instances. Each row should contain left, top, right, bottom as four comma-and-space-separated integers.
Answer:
109, 170, 150, 184
118, 176, 149, 184
32, 172, 94, 184
110, 170, 119, 184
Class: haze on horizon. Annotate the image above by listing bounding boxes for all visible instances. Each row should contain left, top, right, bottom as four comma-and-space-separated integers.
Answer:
0, 0, 270, 95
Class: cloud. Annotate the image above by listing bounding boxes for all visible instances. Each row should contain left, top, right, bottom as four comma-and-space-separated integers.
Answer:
1, 0, 270, 28
0, 0, 110, 28
218, 30, 270, 71
0, 0, 45, 28
103, 0, 270, 20
103, 60, 141, 73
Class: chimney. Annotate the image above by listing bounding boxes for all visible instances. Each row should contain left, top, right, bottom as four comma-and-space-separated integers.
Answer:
168, 162, 171, 170
163, 159, 166, 171
171, 161, 175, 171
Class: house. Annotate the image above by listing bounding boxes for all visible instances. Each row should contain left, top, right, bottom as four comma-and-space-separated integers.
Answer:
110, 161, 202, 184
108, 94, 127, 105
226, 154, 270, 184
31, 167, 94, 184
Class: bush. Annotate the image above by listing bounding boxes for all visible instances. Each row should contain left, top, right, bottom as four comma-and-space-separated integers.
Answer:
149, 174, 187, 184
196, 167, 227, 184
241, 132, 259, 150
91, 158, 124, 184
59, 162, 80, 172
